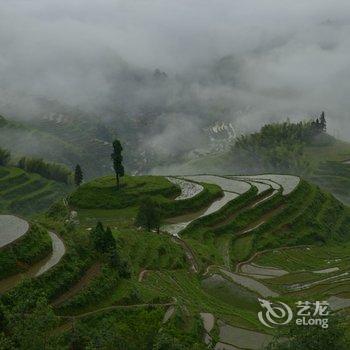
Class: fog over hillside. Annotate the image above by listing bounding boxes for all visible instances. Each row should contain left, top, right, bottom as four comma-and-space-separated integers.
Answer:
1, 0, 350, 160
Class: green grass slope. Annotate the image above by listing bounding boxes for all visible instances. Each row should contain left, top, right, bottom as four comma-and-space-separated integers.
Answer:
0, 166, 71, 216
309, 161, 350, 205
69, 175, 223, 219
1, 173, 350, 349
0, 223, 52, 279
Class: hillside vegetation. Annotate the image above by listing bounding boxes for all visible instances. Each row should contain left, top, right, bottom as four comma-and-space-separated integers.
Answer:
1, 172, 350, 349
69, 175, 223, 217
0, 223, 52, 280
0, 166, 71, 215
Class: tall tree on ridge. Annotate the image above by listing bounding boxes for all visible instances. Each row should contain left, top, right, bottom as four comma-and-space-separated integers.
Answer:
74, 164, 83, 186
136, 197, 162, 233
111, 139, 124, 189
320, 111, 327, 132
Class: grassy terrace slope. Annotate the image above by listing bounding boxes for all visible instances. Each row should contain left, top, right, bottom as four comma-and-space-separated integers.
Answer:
1, 174, 350, 349
69, 175, 223, 222
0, 222, 52, 280
310, 161, 350, 205
0, 166, 70, 216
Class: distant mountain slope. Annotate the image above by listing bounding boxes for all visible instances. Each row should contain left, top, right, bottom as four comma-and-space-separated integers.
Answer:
0, 166, 71, 216
159, 120, 350, 204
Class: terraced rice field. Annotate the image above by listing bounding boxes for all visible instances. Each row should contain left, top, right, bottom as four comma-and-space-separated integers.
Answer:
0, 214, 29, 247
0, 230, 66, 293
157, 174, 350, 349
2, 172, 349, 349
310, 160, 350, 205
163, 175, 260, 237
0, 166, 70, 215
166, 177, 204, 200
184, 175, 252, 194
232, 174, 300, 195
163, 191, 238, 237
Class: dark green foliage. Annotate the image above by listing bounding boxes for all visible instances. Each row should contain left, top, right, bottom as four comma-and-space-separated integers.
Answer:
91, 222, 115, 254
154, 308, 206, 350
0, 167, 59, 212
136, 197, 162, 232
69, 175, 180, 209
2, 297, 59, 350
111, 139, 125, 188
2, 224, 92, 311
17, 156, 72, 184
159, 183, 223, 218
74, 164, 83, 186
320, 111, 327, 132
0, 224, 52, 279
182, 185, 261, 234
233, 115, 332, 175
58, 267, 119, 313
70, 308, 164, 349
266, 315, 349, 350
90, 222, 130, 277
46, 200, 69, 221
0, 148, 11, 166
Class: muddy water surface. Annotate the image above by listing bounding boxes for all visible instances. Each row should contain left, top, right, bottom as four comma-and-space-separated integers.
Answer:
0, 215, 29, 248
163, 191, 238, 237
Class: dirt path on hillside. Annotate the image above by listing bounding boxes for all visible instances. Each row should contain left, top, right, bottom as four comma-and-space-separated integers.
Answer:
209, 189, 276, 230
0, 231, 66, 293
216, 194, 282, 269
235, 205, 286, 237
52, 263, 102, 307
57, 302, 175, 323
173, 236, 199, 273
236, 245, 311, 273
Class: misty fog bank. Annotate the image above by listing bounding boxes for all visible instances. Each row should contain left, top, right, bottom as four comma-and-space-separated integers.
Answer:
1, 0, 350, 149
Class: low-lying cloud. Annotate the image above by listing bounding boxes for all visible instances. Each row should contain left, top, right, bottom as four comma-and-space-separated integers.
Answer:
1, 0, 350, 147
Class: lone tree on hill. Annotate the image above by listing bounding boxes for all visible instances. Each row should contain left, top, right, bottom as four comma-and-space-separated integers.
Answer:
74, 164, 83, 186
136, 197, 162, 233
111, 139, 124, 189
320, 111, 327, 132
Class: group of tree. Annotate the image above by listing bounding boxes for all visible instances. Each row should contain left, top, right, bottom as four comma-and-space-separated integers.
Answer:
135, 197, 163, 233
311, 111, 327, 134
91, 222, 129, 278
233, 112, 330, 175
17, 156, 72, 184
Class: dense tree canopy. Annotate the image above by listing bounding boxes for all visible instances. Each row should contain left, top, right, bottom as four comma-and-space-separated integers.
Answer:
17, 156, 72, 184
233, 114, 331, 175
266, 315, 349, 350
136, 197, 163, 233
